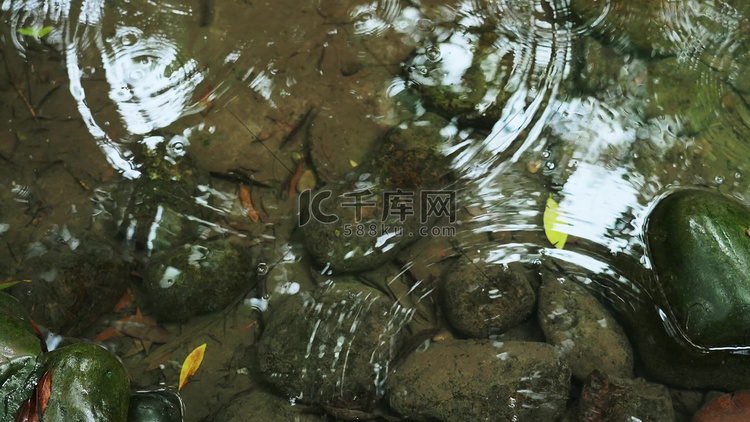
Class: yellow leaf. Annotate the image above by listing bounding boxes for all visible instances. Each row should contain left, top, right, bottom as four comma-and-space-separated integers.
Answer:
349, 159, 358, 167
543, 194, 568, 249
179, 343, 206, 391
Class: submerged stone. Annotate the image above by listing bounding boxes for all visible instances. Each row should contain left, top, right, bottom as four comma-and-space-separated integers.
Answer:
645, 58, 721, 135
117, 136, 209, 252
127, 390, 183, 422
12, 239, 130, 337
214, 390, 320, 422
441, 259, 535, 338
257, 281, 408, 408
302, 113, 451, 273
647, 189, 750, 347
405, 26, 516, 128
42, 343, 130, 422
387, 340, 570, 421
579, 370, 674, 422
538, 264, 633, 381
141, 238, 256, 322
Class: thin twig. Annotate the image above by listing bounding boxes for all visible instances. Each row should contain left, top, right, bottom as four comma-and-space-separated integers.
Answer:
13, 83, 37, 120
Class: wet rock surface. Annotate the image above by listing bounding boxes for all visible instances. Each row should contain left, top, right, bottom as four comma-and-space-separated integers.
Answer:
387, 339, 571, 422
646, 189, 750, 347
0, 291, 42, 360
0, 292, 45, 421
116, 138, 210, 252
42, 343, 130, 422
441, 257, 536, 338
127, 390, 183, 422
405, 25, 517, 128
301, 173, 420, 273
579, 370, 674, 422
257, 281, 408, 408
140, 237, 257, 322
12, 239, 130, 337
302, 112, 451, 273
214, 390, 320, 422
538, 263, 633, 381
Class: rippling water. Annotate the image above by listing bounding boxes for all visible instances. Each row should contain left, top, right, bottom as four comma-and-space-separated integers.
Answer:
4, 0, 750, 418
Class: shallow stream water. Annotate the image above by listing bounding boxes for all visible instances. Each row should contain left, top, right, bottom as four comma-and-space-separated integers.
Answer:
2, 0, 750, 420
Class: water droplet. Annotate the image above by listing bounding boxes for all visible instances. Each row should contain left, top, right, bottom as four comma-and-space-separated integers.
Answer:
541, 150, 550, 158
715, 175, 724, 184
735, 171, 742, 179
545, 161, 555, 170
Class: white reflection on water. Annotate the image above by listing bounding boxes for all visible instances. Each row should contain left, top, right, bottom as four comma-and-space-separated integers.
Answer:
3, 0, 203, 178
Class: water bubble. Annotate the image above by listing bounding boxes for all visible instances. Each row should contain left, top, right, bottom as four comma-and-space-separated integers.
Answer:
121, 33, 138, 47
541, 150, 551, 158
257, 262, 268, 276
167, 135, 189, 157
715, 175, 724, 184
416, 18, 435, 32
736, 172, 742, 179
425, 46, 441, 62
545, 161, 556, 170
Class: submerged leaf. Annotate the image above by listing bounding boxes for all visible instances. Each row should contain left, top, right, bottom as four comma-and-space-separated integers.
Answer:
543, 194, 568, 249
0, 279, 30, 291
16, 26, 52, 37
178, 344, 206, 391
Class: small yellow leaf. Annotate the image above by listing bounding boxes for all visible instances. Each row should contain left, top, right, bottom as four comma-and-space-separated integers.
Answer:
179, 343, 206, 391
543, 194, 568, 249
349, 159, 358, 167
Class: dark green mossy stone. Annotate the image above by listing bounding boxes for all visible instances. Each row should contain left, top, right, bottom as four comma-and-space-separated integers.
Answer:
42, 343, 130, 422
647, 189, 750, 347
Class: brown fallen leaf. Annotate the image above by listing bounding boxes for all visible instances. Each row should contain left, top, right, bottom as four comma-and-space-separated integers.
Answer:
239, 183, 260, 222
36, 369, 51, 414
15, 396, 38, 422
288, 158, 305, 200
111, 320, 173, 343
296, 169, 316, 192
113, 289, 133, 313
93, 327, 125, 342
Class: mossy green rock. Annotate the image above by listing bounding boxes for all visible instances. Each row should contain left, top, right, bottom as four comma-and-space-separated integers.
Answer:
258, 282, 405, 408
42, 343, 130, 422
647, 189, 750, 347
406, 27, 515, 127
0, 292, 44, 421
142, 238, 256, 321
0, 292, 42, 360
645, 58, 721, 135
